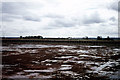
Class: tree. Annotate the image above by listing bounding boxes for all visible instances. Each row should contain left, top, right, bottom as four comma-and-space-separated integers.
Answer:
20, 36, 22, 39
38, 36, 43, 39
106, 36, 110, 40
85, 36, 88, 39
97, 36, 102, 40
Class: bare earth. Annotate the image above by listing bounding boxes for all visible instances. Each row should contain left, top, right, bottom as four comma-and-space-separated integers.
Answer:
2, 43, 120, 80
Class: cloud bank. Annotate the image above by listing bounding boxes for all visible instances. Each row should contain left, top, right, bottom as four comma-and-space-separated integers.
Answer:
1, 0, 118, 37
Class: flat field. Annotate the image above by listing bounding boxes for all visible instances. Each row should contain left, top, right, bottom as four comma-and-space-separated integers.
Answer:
2, 43, 120, 80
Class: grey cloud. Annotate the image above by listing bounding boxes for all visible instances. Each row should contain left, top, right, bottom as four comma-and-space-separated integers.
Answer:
23, 15, 41, 22
2, 2, 43, 15
47, 12, 105, 29
108, 1, 120, 12
109, 17, 116, 22
2, 2, 27, 15
1, 1, 118, 37
44, 14, 76, 28
2, 13, 41, 22
45, 14, 64, 18
109, 22, 117, 26
83, 12, 105, 24
2, 2, 42, 22
43, 27, 57, 30
110, 3, 118, 11
100, 22, 117, 27
55, 20, 76, 27
49, 18, 77, 28
2, 13, 22, 22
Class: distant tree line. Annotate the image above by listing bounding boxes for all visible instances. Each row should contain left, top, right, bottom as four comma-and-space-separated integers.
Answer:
82, 36, 113, 40
19, 35, 113, 40
82, 36, 88, 39
97, 36, 113, 40
20, 36, 43, 39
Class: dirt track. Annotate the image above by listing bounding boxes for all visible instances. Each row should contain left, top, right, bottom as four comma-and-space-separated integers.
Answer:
2, 43, 120, 80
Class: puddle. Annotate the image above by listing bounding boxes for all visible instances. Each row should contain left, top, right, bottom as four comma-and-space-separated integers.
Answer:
113, 49, 120, 51
41, 59, 63, 63
9, 44, 76, 49
69, 50, 89, 53
24, 68, 56, 73
2, 43, 120, 79
55, 56, 74, 59
89, 61, 119, 74
86, 46, 106, 48
8, 72, 53, 79
61, 65, 72, 67
60, 71, 80, 76
59, 66, 72, 71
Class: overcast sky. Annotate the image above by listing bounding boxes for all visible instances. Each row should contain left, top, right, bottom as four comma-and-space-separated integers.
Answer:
1, 0, 119, 38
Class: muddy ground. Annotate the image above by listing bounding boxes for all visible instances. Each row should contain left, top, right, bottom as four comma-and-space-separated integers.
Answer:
1, 43, 120, 80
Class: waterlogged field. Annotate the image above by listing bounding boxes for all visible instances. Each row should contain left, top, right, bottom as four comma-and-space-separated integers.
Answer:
2, 43, 120, 80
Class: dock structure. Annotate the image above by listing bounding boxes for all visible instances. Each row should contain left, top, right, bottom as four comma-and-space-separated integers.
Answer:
1, 38, 120, 46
